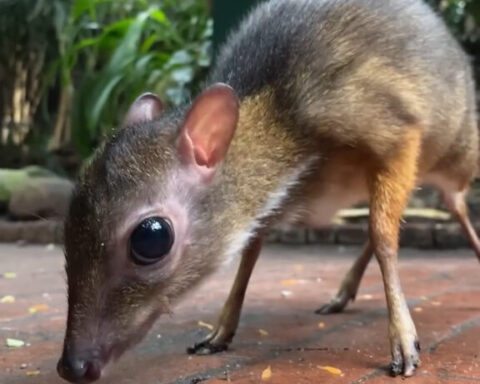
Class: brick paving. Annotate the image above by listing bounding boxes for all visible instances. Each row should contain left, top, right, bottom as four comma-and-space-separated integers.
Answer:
0, 243, 479, 384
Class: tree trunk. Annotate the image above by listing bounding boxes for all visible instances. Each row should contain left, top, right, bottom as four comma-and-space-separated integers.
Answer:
49, 84, 73, 151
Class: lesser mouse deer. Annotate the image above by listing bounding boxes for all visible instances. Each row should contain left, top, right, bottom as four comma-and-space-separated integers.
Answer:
57, 0, 480, 382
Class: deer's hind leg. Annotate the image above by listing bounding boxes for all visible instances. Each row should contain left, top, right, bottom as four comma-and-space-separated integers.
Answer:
441, 184, 480, 262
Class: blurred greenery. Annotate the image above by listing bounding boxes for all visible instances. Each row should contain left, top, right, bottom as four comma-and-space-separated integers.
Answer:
0, 0, 479, 173
0, 0, 211, 170
428, 0, 480, 78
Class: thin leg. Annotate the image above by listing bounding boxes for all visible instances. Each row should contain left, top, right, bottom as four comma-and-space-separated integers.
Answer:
443, 190, 480, 262
369, 130, 421, 377
316, 240, 374, 314
187, 234, 263, 355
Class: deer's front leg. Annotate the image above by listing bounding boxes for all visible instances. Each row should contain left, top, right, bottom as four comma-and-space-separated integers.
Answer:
316, 240, 373, 314
368, 129, 421, 377
187, 235, 263, 355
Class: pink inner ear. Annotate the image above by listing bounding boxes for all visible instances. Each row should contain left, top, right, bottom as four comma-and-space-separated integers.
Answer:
123, 93, 164, 126
178, 83, 239, 169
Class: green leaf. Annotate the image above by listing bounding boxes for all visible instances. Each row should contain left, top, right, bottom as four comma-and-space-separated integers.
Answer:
135, 53, 154, 72
88, 74, 124, 135
140, 34, 159, 53
107, 12, 149, 72
166, 86, 187, 106
150, 9, 168, 25
6, 338, 24, 348
171, 66, 194, 83
168, 50, 193, 65
102, 18, 134, 37
75, 37, 100, 51
73, 0, 94, 21
52, 0, 68, 38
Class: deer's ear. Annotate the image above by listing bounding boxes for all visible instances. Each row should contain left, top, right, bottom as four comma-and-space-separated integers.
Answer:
177, 83, 239, 176
123, 93, 164, 126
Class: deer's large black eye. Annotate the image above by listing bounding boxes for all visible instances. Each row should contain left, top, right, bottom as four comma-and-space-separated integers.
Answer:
130, 217, 174, 265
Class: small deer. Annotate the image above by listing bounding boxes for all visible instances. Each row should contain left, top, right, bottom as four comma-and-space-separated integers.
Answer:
57, 0, 480, 382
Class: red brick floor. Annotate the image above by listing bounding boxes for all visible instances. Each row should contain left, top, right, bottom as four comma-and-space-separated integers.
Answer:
0, 243, 479, 384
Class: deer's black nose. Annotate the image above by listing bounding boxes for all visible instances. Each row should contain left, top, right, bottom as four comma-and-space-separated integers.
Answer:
57, 351, 101, 383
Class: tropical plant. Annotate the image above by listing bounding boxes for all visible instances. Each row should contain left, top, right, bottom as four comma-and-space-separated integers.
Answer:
51, 0, 212, 157
1, 0, 480, 171
427, 0, 480, 78
0, 0, 67, 166
0, 0, 212, 167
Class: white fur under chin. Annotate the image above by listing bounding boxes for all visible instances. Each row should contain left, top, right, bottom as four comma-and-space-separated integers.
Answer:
222, 156, 317, 265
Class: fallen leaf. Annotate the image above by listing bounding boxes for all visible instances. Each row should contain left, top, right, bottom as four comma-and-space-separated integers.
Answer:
261, 366, 272, 380
318, 322, 325, 329
29, 304, 49, 314
6, 338, 25, 348
358, 294, 373, 300
294, 264, 304, 272
198, 320, 214, 331
280, 290, 292, 298
0, 295, 15, 303
281, 279, 297, 286
258, 329, 269, 336
26, 370, 40, 376
318, 365, 342, 375
3, 272, 17, 279
413, 307, 423, 313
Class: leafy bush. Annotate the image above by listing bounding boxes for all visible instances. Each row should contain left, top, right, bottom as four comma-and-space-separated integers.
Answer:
52, 0, 212, 157
0, 0, 64, 166
427, 0, 480, 78
1, 0, 480, 170
0, 0, 211, 166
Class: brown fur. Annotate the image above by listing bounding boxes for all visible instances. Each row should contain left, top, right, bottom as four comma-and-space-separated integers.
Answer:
59, 0, 480, 382
368, 129, 422, 376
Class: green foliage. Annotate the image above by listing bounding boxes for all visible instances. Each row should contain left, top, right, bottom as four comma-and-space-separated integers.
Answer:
427, 0, 480, 42
427, 0, 480, 78
1, 0, 480, 169
0, 0, 67, 166
0, 0, 211, 165
53, 0, 212, 157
